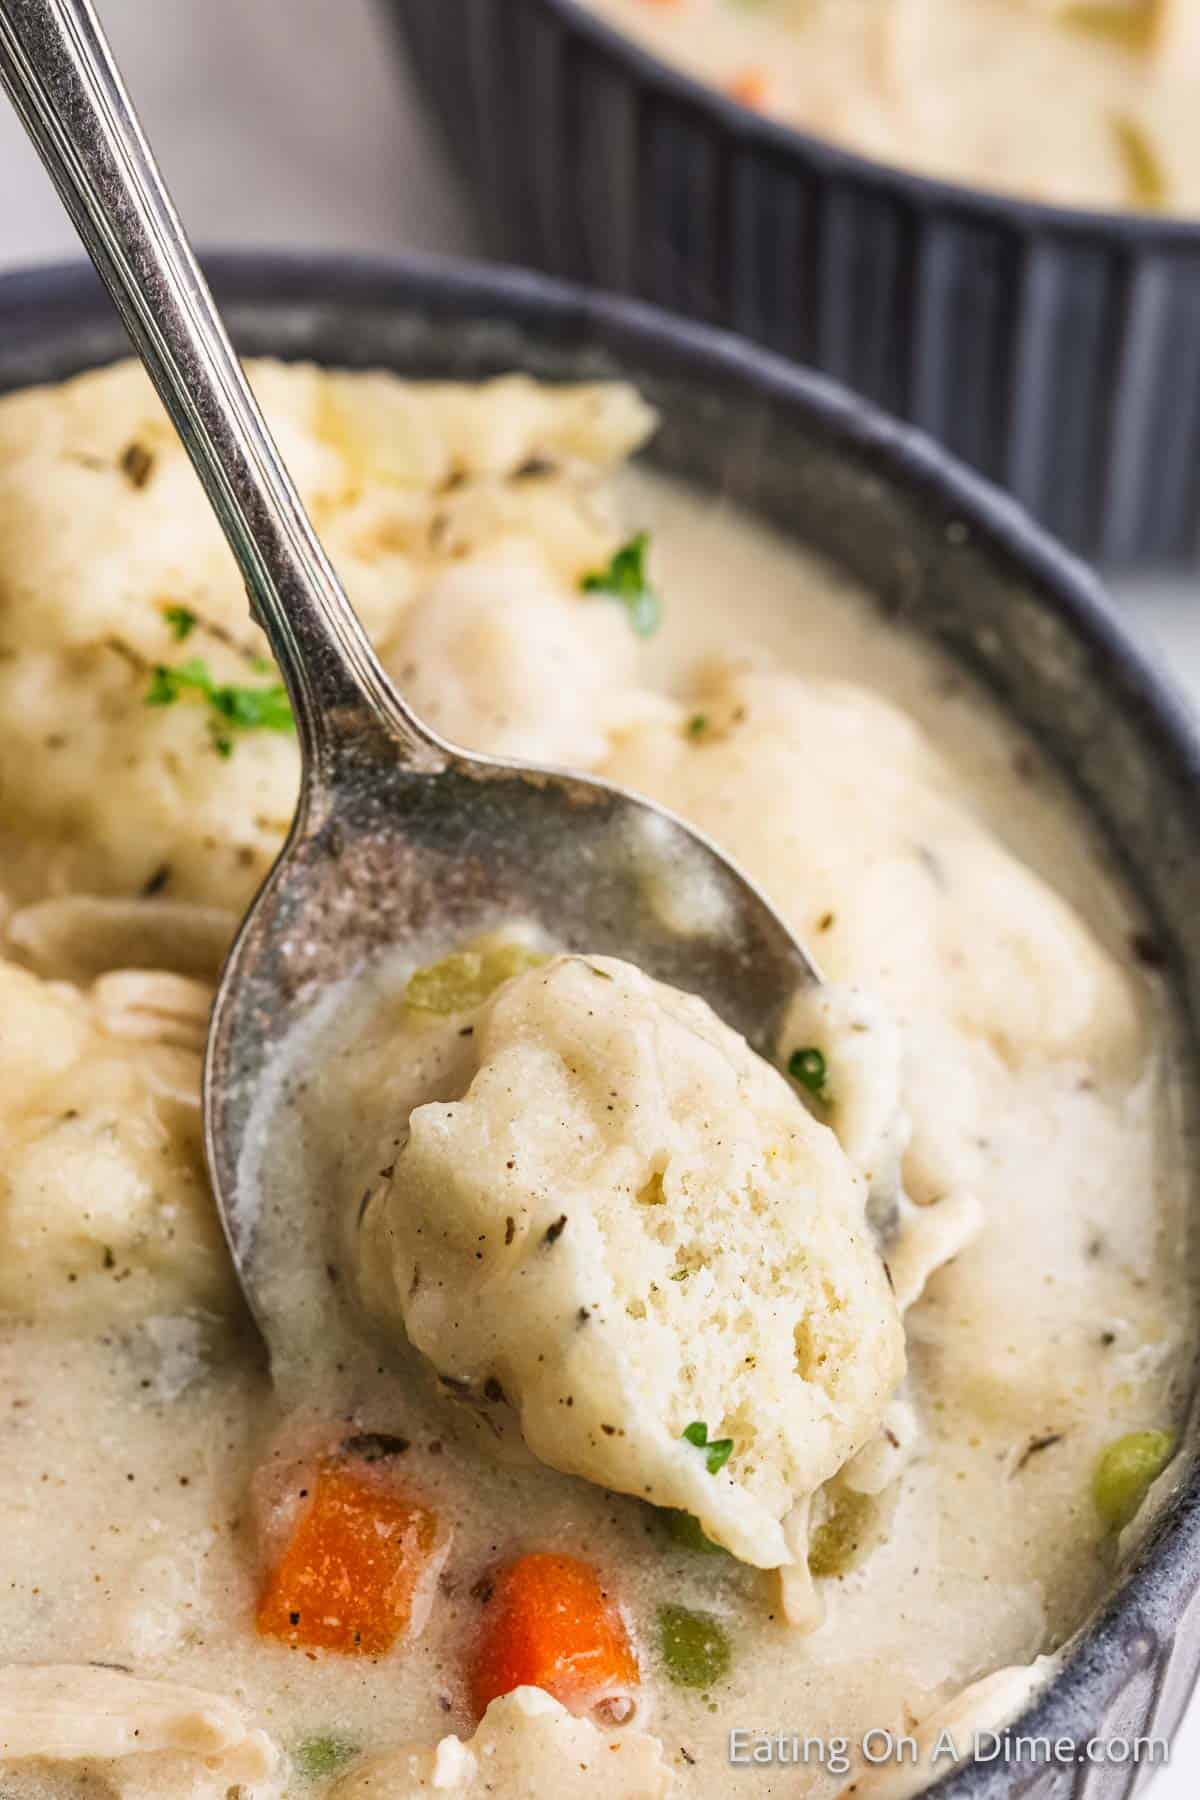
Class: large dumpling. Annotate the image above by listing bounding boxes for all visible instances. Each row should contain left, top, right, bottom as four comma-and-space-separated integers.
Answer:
356, 954, 904, 1568
603, 667, 1137, 1068
603, 666, 1141, 1201
0, 361, 657, 911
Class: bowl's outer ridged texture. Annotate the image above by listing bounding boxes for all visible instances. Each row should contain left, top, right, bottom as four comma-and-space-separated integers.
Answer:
2, 251, 1200, 1796
386, 0, 1200, 568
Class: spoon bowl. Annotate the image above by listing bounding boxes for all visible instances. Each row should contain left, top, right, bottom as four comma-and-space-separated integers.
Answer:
0, 0, 817, 1332
207, 725, 816, 1317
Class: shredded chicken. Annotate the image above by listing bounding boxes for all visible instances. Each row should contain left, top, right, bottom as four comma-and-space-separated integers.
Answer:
0, 1664, 279, 1785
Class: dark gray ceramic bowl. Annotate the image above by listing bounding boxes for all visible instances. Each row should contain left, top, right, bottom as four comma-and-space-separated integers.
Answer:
3, 250, 1199, 1796
385, 0, 1200, 570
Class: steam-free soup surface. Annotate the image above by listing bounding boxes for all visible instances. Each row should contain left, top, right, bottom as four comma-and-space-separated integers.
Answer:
0, 360, 1191, 1799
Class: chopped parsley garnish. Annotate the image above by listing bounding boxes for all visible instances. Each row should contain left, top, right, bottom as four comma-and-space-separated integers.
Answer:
682, 1419, 734, 1474
581, 531, 661, 637
788, 1046, 829, 1103
686, 713, 708, 738
162, 604, 197, 641
145, 656, 293, 756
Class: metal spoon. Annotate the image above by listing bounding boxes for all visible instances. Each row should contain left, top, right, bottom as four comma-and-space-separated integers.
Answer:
0, 0, 817, 1333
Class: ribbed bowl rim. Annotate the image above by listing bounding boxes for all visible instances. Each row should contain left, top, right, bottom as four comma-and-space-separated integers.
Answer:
532, 0, 1200, 241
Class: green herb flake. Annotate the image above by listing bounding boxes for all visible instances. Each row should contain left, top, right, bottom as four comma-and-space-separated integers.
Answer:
682, 1419, 734, 1475
1110, 112, 1167, 210
162, 604, 197, 641
788, 1045, 830, 1102
145, 666, 181, 707
686, 713, 709, 738
663, 1508, 724, 1554
657, 1603, 732, 1688
1092, 1429, 1174, 1532
581, 531, 662, 637
145, 656, 293, 754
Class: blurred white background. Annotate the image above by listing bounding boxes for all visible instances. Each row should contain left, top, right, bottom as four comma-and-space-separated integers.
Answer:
0, 0, 1197, 1788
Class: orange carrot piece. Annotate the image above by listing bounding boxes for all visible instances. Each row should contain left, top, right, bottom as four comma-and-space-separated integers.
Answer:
726, 68, 769, 109
256, 1460, 441, 1654
470, 1552, 639, 1716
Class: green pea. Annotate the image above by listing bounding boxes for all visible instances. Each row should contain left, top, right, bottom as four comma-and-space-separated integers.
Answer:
293, 1734, 358, 1781
657, 1603, 732, 1688
808, 1487, 872, 1578
406, 941, 547, 1014
1092, 1430, 1174, 1533
663, 1509, 724, 1554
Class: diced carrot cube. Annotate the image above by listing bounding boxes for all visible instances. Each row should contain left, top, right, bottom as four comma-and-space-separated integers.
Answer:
470, 1552, 639, 1716
256, 1460, 441, 1654
726, 68, 769, 109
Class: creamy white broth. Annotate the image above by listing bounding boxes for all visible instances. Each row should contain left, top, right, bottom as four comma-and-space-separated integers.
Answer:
581, 0, 1200, 216
0, 360, 1192, 1799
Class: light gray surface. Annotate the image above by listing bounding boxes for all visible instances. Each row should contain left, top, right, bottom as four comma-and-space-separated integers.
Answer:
0, 0, 476, 267
0, 0, 1198, 1787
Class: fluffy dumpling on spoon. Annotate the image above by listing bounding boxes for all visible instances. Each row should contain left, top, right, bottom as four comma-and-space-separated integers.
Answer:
353, 953, 903, 1570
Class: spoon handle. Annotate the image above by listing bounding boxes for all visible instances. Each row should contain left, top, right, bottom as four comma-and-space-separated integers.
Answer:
0, 0, 445, 775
